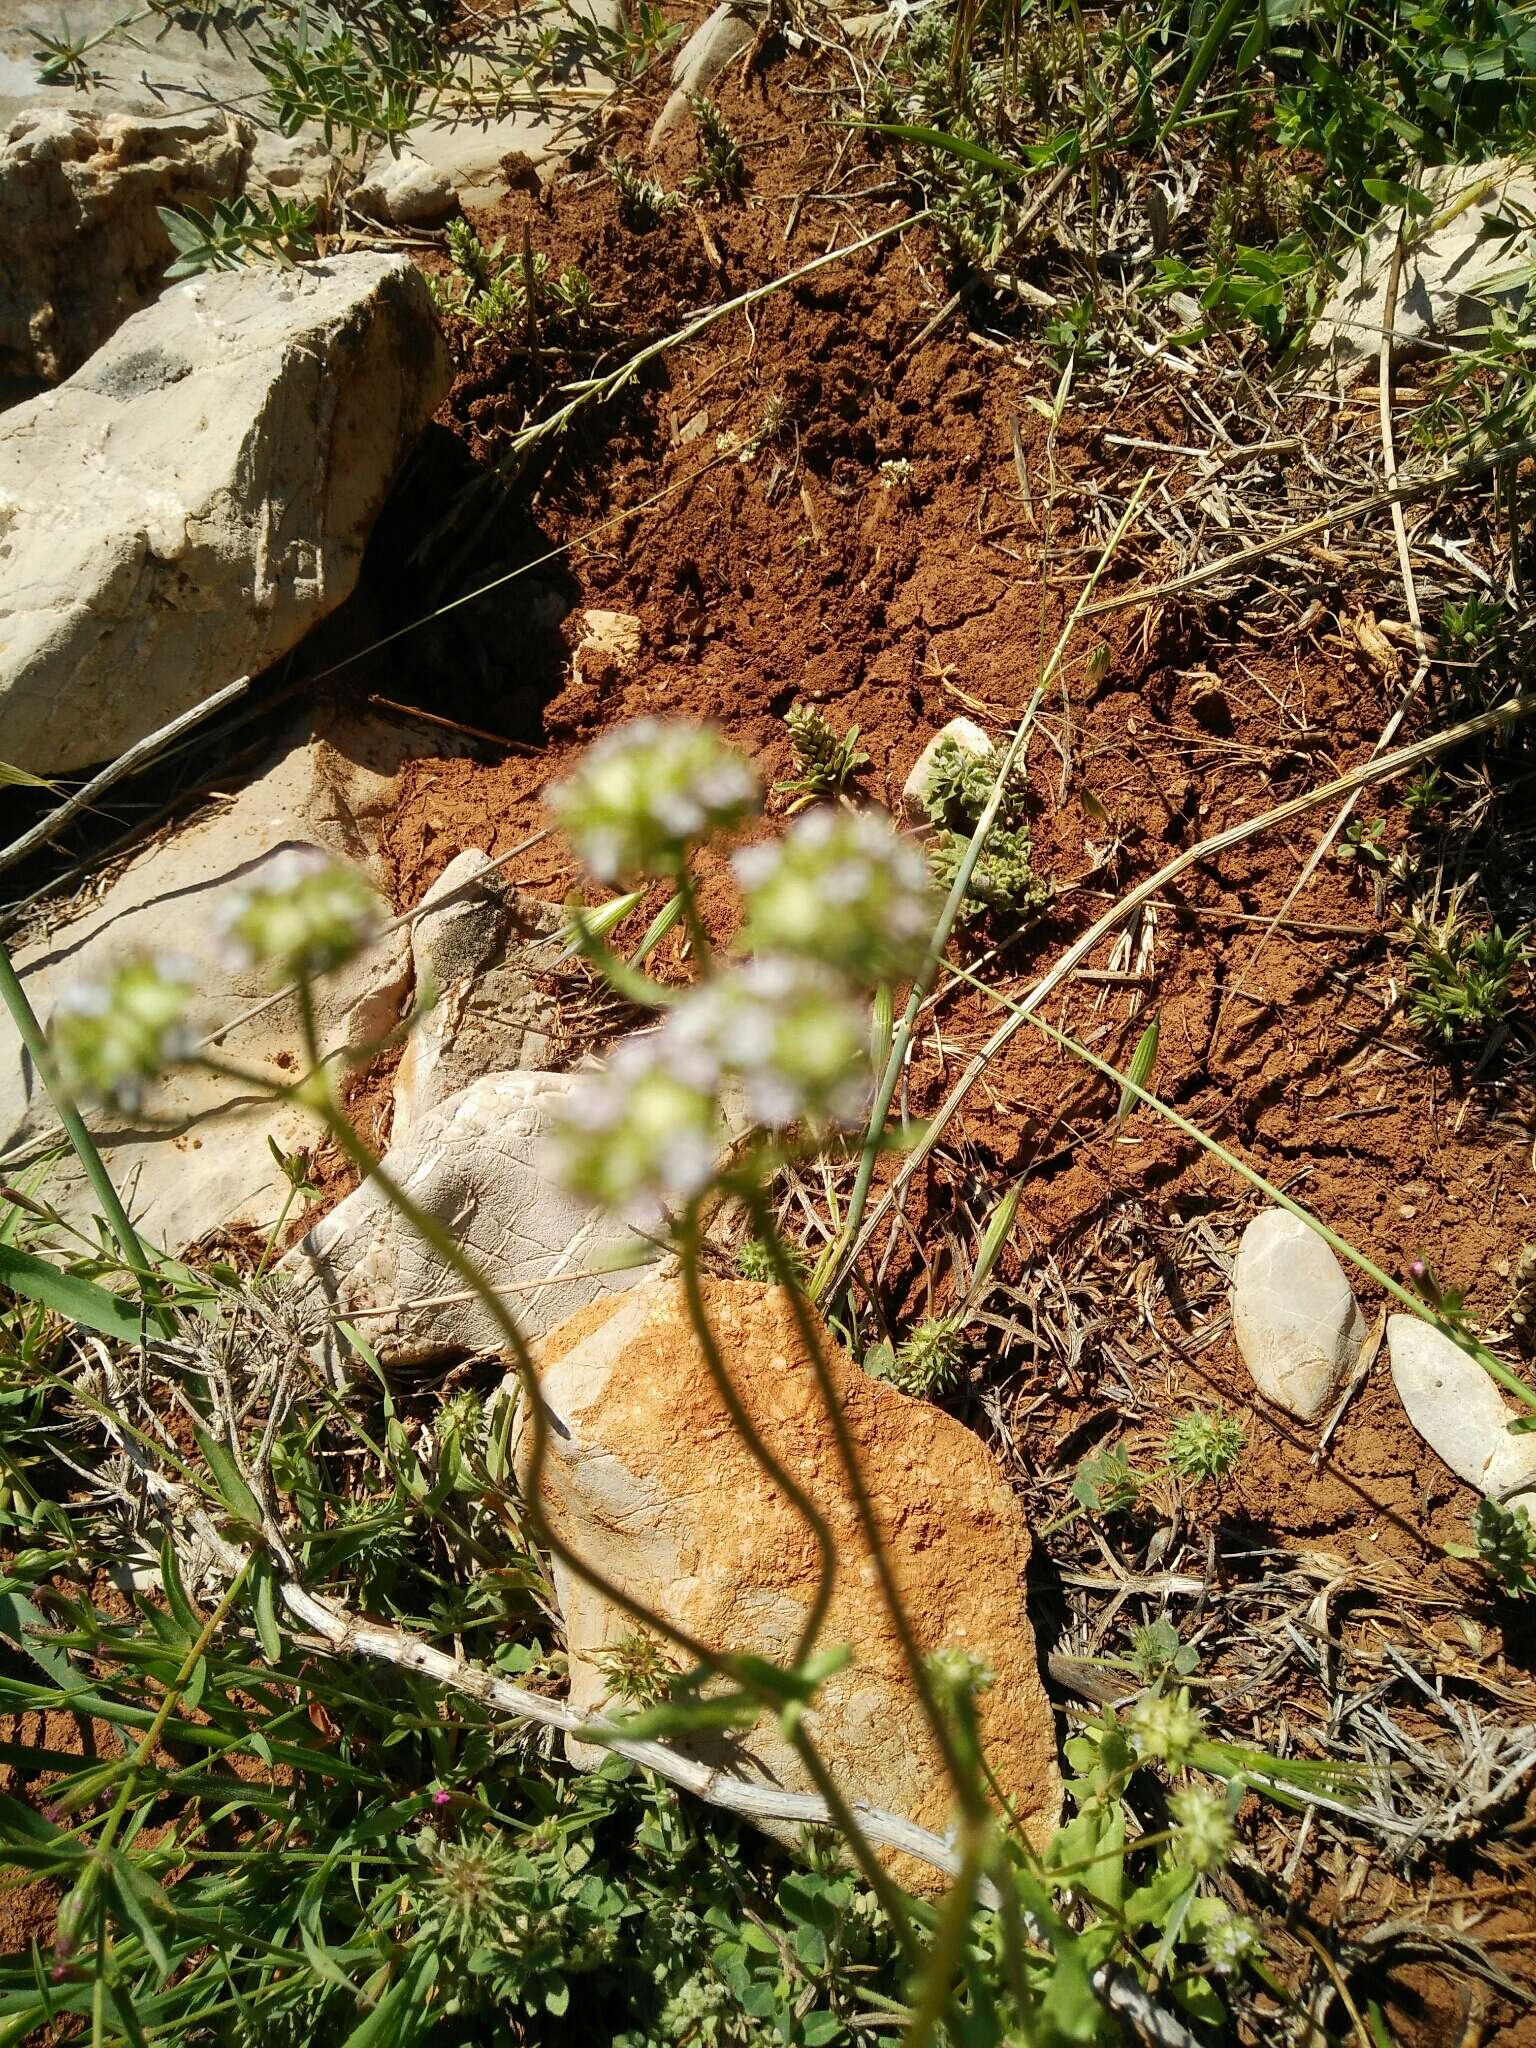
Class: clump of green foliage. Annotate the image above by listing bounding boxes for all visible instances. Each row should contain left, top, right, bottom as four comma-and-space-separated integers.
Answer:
430, 219, 596, 344
865, 1314, 965, 1398
1455, 1498, 1536, 1596
687, 93, 745, 199
922, 738, 1049, 922
607, 157, 679, 229
1404, 913, 1528, 1045
1072, 1444, 1147, 1517
158, 194, 317, 278
775, 705, 870, 809
1164, 1407, 1246, 1484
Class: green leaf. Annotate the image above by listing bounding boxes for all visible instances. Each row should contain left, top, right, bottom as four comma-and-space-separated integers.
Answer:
192, 1426, 264, 1526
0, 762, 60, 791
251, 1554, 282, 1664
1362, 177, 1433, 216
0, 1241, 147, 1341
803, 2017, 844, 2046
1115, 1015, 1160, 1125
858, 121, 1031, 182
106, 1853, 173, 1977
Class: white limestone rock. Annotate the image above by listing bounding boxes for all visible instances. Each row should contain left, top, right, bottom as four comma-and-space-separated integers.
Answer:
1388, 1315, 1536, 1517
900, 716, 993, 823
281, 1070, 660, 1370
353, 145, 455, 225
0, 716, 425, 1253
0, 104, 249, 381
1231, 1209, 1367, 1421
393, 850, 564, 1139
650, 3, 757, 144
0, 254, 450, 774
1303, 157, 1536, 389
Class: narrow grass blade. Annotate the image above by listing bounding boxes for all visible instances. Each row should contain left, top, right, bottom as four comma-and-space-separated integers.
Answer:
1114, 1015, 1160, 1125
0, 1240, 147, 1341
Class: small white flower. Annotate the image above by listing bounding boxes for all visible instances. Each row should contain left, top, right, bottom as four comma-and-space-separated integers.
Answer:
214, 850, 381, 982
671, 958, 872, 1131
1168, 1784, 1233, 1872
1126, 1688, 1205, 1769
52, 954, 198, 1111
547, 1034, 723, 1213
1203, 1911, 1261, 1975
734, 807, 935, 983
547, 719, 760, 883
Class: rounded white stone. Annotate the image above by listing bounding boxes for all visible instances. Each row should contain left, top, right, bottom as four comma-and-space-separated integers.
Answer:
1387, 1314, 1536, 1515
1231, 1208, 1366, 1421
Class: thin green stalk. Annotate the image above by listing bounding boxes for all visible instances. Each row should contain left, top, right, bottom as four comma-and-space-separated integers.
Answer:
747, 1192, 989, 1823
951, 961, 1536, 1415
821, 475, 1153, 1313
674, 863, 715, 971
901, 1822, 989, 2048
0, 940, 167, 1326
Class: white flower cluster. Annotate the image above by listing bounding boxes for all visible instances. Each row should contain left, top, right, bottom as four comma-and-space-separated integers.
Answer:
52, 954, 197, 1111
735, 806, 935, 985
547, 718, 761, 883
214, 849, 382, 982
550, 959, 872, 1211
550, 1035, 724, 1213
546, 724, 941, 1215
671, 958, 872, 1131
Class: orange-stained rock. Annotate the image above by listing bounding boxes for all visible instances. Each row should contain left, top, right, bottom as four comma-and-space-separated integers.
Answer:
514, 1279, 1061, 1889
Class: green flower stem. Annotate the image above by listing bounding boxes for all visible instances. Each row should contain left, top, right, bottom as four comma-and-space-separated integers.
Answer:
900, 1819, 989, 2048
0, 938, 166, 1325
746, 1190, 992, 1826
822, 474, 1152, 1314
281, 985, 909, 1934
950, 960, 1536, 1416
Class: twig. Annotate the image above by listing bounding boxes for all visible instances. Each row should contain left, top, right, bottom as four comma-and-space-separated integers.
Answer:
0, 676, 252, 879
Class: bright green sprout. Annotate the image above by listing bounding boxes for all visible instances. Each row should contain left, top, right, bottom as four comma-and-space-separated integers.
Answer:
1163, 1407, 1245, 1484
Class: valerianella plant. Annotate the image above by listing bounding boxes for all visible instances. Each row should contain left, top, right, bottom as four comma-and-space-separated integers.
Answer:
733, 807, 936, 985
546, 718, 761, 883
213, 849, 382, 982
52, 955, 197, 1112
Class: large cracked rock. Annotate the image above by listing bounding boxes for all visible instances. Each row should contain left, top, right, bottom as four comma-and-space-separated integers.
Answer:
0, 716, 425, 1253
0, 254, 450, 774
281, 1070, 661, 1370
514, 1279, 1062, 1888
0, 104, 249, 382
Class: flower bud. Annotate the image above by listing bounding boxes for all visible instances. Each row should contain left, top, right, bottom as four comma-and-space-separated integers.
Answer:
734, 807, 935, 984
548, 719, 760, 883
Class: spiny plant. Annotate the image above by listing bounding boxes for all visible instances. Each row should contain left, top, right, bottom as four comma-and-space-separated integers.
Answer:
922, 736, 1050, 922
775, 704, 870, 810
607, 156, 679, 229
1163, 1407, 1246, 1484
158, 194, 318, 279
430, 219, 596, 344
687, 93, 745, 199
865, 1314, 965, 1398
1205, 152, 1304, 266
1403, 911, 1528, 1046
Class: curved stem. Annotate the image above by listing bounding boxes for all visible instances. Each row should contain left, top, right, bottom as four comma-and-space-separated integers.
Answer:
745, 1189, 989, 1825
674, 863, 714, 973
678, 1208, 838, 1664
